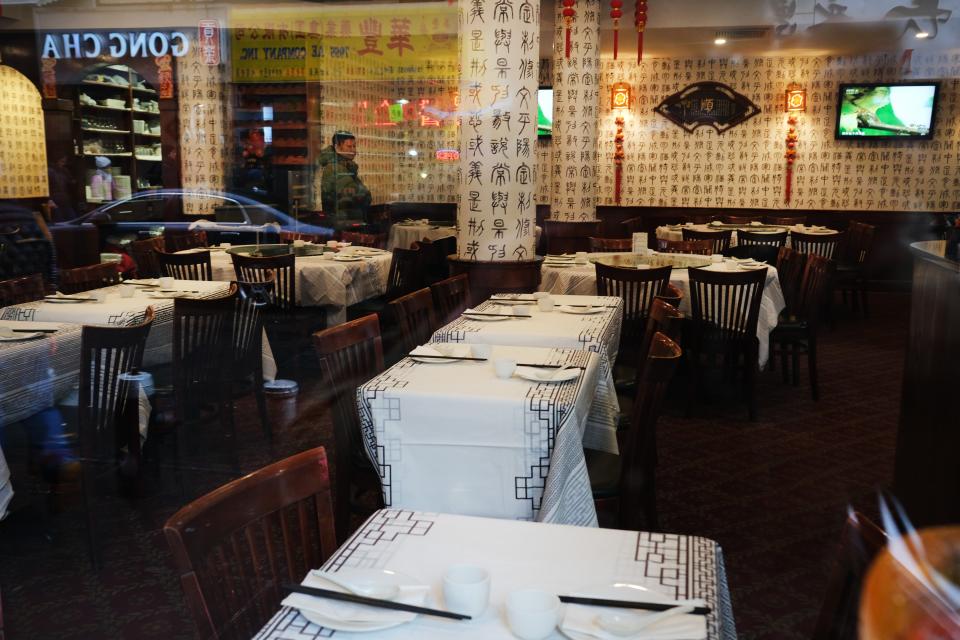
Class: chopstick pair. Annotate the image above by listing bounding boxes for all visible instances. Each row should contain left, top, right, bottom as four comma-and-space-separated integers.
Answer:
558, 595, 710, 615
10, 328, 57, 333
283, 583, 470, 621
464, 312, 530, 318
44, 295, 94, 301
407, 353, 486, 362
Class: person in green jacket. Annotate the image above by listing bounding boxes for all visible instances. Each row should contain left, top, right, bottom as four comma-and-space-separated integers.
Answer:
319, 130, 372, 231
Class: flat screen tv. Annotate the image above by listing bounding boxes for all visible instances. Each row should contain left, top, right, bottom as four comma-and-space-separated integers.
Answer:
836, 82, 939, 140
537, 87, 553, 138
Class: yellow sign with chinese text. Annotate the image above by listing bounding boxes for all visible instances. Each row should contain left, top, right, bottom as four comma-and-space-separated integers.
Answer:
229, 3, 458, 83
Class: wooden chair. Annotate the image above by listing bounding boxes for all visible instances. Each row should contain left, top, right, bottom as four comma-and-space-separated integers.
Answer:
812, 510, 886, 640
164, 447, 338, 640
430, 274, 471, 327
588, 332, 682, 531
588, 237, 632, 252
617, 298, 684, 423
312, 315, 385, 542
0, 273, 45, 305
621, 216, 644, 234
657, 239, 713, 255
59, 263, 121, 293
128, 236, 165, 279
165, 230, 208, 253
655, 283, 684, 309
156, 249, 213, 281
681, 228, 732, 254
79, 307, 155, 568
791, 230, 844, 259
776, 246, 807, 316
388, 288, 437, 356
737, 230, 788, 249
765, 214, 806, 226
770, 254, 834, 400
417, 238, 451, 285
687, 267, 767, 420
341, 230, 386, 248
230, 252, 296, 312
386, 245, 424, 300
836, 221, 876, 317
722, 214, 761, 225
544, 220, 599, 254
594, 262, 672, 378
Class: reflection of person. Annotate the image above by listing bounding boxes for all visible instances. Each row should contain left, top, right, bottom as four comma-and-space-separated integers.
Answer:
47, 154, 76, 222
319, 130, 371, 231
839, 86, 921, 136
91, 156, 115, 201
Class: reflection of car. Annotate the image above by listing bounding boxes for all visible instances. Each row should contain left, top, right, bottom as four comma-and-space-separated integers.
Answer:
56, 190, 334, 251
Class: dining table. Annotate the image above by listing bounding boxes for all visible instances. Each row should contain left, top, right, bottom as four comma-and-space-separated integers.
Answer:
387, 221, 457, 251
654, 222, 839, 247
357, 344, 611, 527
187, 245, 393, 325
538, 255, 785, 367
255, 508, 737, 640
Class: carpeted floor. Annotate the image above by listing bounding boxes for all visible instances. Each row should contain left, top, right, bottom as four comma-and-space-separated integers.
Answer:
0, 292, 908, 639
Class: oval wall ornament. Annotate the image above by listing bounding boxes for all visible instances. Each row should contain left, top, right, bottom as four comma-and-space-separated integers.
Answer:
654, 81, 761, 134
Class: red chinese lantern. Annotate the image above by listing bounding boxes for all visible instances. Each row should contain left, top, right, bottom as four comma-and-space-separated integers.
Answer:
635, 0, 648, 63
610, 0, 623, 60
563, 0, 576, 59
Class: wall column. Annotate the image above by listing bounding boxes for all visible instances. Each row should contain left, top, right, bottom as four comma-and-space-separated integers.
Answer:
550, 0, 600, 222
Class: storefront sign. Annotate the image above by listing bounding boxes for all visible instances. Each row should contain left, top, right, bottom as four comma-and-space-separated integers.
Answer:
197, 20, 221, 66
41, 31, 190, 60
654, 81, 761, 134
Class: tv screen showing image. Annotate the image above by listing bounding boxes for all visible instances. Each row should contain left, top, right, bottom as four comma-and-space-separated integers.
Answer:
836, 82, 939, 140
537, 87, 553, 138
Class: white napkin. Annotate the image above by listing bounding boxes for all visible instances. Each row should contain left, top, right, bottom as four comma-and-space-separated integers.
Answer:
410, 344, 469, 358
709, 220, 722, 226
282, 571, 429, 624
464, 307, 505, 316
561, 603, 707, 640
750, 221, 762, 226
515, 366, 579, 382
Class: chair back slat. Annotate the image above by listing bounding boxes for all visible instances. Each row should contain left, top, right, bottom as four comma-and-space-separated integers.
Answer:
157, 249, 213, 281
230, 252, 296, 311
0, 273, 45, 305
791, 230, 844, 259
657, 239, 713, 255
595, 263, 671, 357
389, 288, 437, 353
430, 274, 471, 327
164, 447, 338, 640
60, 263, 121, 294
129, 236, 166, 279
688, 267, 766, 343
588, 237, 632, 252
681, 228, 732, 254
737, 230, 788, 248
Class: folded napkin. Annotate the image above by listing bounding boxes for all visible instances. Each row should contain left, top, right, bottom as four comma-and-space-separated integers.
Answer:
125, 279, 160, 286
561, 601, 707, 640
515, 366, 579, 382
464, 306, 506, 316
282, 571, 429, 625
410, 344, 469, 358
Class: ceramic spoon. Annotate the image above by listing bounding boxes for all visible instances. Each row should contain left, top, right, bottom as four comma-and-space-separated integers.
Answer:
596, 604, 695, 637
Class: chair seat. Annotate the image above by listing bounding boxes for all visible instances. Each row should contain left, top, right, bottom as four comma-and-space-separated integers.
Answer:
585, 449, 621, 498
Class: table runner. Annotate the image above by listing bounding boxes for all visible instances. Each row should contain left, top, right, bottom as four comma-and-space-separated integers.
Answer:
539, 262, 785, 367
358, 346, 604, 527
199, 247, 392, 324
255, 509, 737, 640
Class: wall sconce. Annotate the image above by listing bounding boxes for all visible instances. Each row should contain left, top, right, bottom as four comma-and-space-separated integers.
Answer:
785, 82, 806, 113
611, 82, 631, 110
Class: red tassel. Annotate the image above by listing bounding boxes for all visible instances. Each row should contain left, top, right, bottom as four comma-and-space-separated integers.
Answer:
785, 164, 793, 204
637, 31, 643, 63
613, 29, 619, 60
566, 27, 572, 58
615, 165, 623, 205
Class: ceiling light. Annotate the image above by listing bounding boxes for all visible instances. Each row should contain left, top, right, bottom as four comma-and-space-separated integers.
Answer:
407, 148, 418, 157
714, 37, 727, 45
915, 31, 929, 39
419, 172, 428, 179
396, 99, 409, 105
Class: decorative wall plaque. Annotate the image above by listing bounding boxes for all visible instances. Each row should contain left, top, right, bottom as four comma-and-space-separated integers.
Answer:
654, 81, 761, 134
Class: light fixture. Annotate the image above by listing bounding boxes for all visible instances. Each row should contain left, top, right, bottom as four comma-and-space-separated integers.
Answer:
714, 37, 727, 45
610, 81, 631, 110
407, 148, 418, 157
419, 171, 428, 179
915, 31, 930, 39
396, 98, 409, 105
784, 82, 807, 113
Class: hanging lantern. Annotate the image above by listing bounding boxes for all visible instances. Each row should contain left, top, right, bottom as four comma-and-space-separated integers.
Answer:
784, 82, 807, 113
635, 0, 648, 63
611, 81, 631, 110
610, 0, 623, 60
563, 0, 576, 59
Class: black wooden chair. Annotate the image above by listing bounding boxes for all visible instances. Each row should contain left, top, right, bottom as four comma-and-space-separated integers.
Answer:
682, 228, 732, 254
430, 274, 471, 327
156, 249, 213, 281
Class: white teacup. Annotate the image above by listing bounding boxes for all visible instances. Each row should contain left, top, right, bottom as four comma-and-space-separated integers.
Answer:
420, 218, 429, 225
574, 251, 588, 264
505, 589, 561, 640
159, 277, 175, 288
326, 240, 338, 248
119, 284, 136, 298
711, 254, 724, 262
471, 344, 492, 359
91, 290, 108, 303
537, 297, 554, 312
443, 565, 490, 617
532, 292, 549, 300
494, 358, 516, 379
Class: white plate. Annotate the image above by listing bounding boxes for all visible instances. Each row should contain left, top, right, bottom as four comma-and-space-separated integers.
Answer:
334, 256, 364, 262
736, 263, 766, 270
0, 330, 43, 341
558, 305, 605, 314
44, 297, 92, 304
514, 366, 581, 383
560, 583, 707, 640
463, 312, 511, 321
544, 263, 576, 268
283, 568, 424, 632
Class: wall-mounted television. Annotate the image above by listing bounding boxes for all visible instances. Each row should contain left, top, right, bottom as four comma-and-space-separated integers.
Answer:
537, 87, 553, 138
836, 82, 940, 140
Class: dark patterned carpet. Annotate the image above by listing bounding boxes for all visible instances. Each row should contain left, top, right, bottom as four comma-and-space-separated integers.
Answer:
0, 292, 908, 639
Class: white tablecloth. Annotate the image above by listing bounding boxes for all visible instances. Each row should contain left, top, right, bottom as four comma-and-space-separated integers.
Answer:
358, 345, 607, 527
200, 247, 392, 325
388, 223, 457, 251
539, 260, 785, 367
655, 223, 839, 247
255, 509, 737, 640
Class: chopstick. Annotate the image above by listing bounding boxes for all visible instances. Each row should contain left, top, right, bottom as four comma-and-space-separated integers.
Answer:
282, 584, 471, 621
406, 354, 486, 362
11, 328, 57, 333
517, 363, 585, 369
464, 312, 530, 318
44, 296, 95, 301
564, 304, 619, 309
558, 595, 710, 615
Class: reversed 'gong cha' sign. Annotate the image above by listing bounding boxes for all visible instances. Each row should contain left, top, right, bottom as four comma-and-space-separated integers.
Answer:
654, 81, 761, 134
